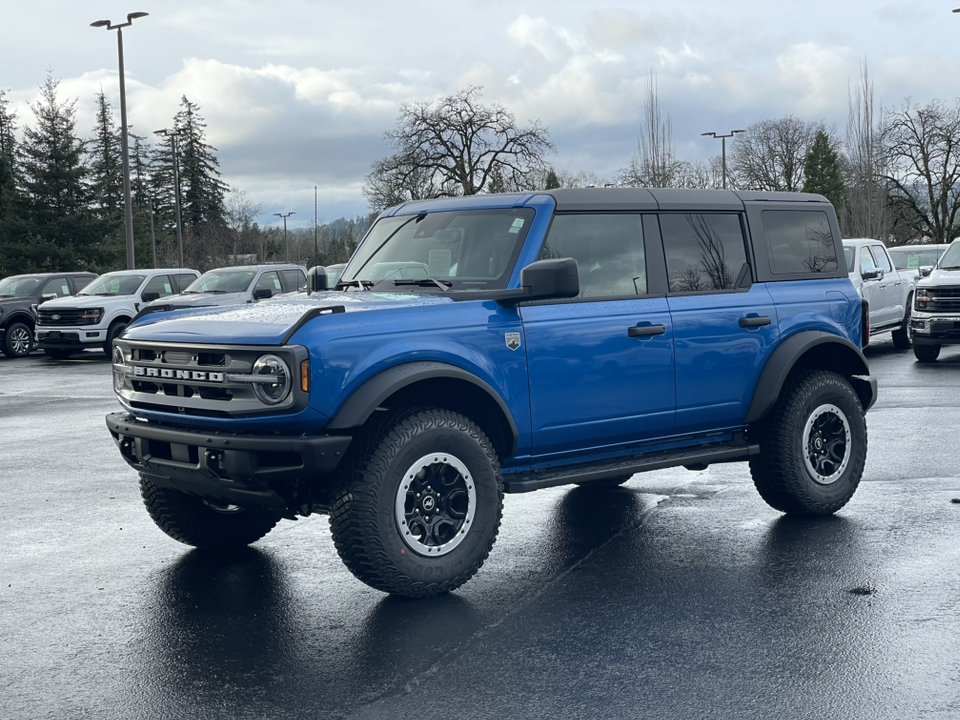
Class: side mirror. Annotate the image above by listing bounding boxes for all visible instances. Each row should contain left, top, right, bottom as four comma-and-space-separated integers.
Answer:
861, 268, 882, 281
39, 293, 57, 303
253, 288, 273, 300
306, 266, 329, 294
520, 258, 580, 301
920, 266, 933, 277
141, 291, 160, 302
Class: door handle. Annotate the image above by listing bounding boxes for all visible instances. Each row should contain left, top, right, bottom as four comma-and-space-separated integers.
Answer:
739, 316, 771, 328
628, 324, 666, 337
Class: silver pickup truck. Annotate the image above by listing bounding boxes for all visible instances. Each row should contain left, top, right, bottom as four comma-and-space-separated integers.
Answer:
842, 238, 916, 349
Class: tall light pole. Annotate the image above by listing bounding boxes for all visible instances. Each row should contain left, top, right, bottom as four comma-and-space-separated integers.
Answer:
90, 12, 148, 270
701, 129, 745, 189
154, 128, 184, 269
274, 212, 295, 262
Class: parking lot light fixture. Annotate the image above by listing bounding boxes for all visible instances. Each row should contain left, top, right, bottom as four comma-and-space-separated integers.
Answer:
274, 212, 295, 263
702, 129, 745, 189
154, 128, 185, 269
89, 12, 149, 270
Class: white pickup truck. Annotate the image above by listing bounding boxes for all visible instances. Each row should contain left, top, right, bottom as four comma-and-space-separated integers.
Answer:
842, 238, 916, 349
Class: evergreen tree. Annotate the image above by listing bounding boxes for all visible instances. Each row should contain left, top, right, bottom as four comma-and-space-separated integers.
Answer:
0, 88, 19, 259
87, 90, 123, 222
545, 168, 560, 189
16, 73, 113, 269
802, 130, 846, 211
174, 96, 228, 232
0, 89, 17, 179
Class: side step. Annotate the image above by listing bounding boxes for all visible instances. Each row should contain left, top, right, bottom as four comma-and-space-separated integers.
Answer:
502, 442, 759, 494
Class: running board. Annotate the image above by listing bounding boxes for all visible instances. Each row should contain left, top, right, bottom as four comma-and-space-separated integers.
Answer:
502, 442, 759, 494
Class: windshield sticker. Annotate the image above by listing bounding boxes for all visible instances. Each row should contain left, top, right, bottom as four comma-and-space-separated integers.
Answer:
505, 332, 521, 351
509, 218, 525, 234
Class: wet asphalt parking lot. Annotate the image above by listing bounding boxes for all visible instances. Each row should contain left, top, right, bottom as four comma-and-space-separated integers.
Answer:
1, 337, 959, 720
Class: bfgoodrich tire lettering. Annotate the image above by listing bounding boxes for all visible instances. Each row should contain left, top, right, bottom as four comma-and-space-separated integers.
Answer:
140, 476, 281, 548
329, 408, 503, 598
749, 370, 867, 516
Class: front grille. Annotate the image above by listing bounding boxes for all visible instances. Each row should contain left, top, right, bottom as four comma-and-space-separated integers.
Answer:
38, 308, 95, 326
923, 286, 960, 313
116, 339, 308, 418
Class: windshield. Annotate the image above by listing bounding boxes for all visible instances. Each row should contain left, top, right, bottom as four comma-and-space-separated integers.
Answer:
843, 247, 855, 273
184, 270, 256, 294
0, 276, 42, 297
78, 274, 146, 296
340, 208, 534, 291
939, 243, 960, 270
888, 247, 944, 270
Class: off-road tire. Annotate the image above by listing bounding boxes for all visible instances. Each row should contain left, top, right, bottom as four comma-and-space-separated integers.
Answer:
575, 474, 632, 489
748, 370, 867, 516
914, 344, 941, 363
891, 295, 912, 349
140, 476, 281, 549
2, 321, 33, 358
104, 321, 127, 356
43, 348, 73, 360
329, 407, 503, 598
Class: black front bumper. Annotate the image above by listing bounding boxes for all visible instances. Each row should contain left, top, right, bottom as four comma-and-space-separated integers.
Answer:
106, 412, 352, 514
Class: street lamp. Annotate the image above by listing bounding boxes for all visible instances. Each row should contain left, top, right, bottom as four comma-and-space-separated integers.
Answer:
274, 212, 295, 262
90, 12, 148, 270
701, 129, 745, 190
154, 128, 185, 269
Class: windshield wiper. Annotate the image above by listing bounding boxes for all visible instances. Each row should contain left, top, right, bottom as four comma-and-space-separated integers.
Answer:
939, 265, 960, 270
336, 279, 376, 290
392, 278, 452, 291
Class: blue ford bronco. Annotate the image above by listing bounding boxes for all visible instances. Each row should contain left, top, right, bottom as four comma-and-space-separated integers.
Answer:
106, 188, 876, 597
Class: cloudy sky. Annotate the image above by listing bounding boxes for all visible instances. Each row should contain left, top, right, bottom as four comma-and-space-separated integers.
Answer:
3, 1, 960, 228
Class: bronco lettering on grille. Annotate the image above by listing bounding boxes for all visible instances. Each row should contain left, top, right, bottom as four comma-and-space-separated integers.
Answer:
134, 366, 225, 382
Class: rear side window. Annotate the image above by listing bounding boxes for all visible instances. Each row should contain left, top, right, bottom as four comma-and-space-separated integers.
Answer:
869, 246, 892, 273
763, 211, 839, 275
661, 213, 747, 293
280, 268, 307, 292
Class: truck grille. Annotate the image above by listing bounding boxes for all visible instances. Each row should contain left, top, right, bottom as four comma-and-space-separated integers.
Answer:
38, 307, 95, 326
923, 287, 960, 312
115, 339, 309, 418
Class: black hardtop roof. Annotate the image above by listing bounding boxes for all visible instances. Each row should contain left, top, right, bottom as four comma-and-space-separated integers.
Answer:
545, 187, 830, 212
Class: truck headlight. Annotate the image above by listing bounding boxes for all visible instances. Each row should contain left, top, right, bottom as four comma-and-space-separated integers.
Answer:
112, 346, 128, 392
251, 354, 291, 404
915, 289, 930, 311
83, 308, 104, 324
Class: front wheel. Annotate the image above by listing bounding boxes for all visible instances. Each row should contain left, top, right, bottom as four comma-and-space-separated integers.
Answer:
104, 321, 127, 356
330, 408, 503, 597
914, 344, 941, 363
891, 296, 912, 349
140, 476, 282, 549
749, 370, 867, 516
2, 322, 34, 357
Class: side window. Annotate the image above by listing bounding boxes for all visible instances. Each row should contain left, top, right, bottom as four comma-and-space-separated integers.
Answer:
41, 277, 71, 297
71, 275, 96, 293
762, 210, 839, 275
869, 246, 892, 273
661, 213, 747, 293
254, 272, 282, 294
143, 275, 174, 297
860, 247, 878, 274
539, 214, 646, 298
173, 273, 197, 293
280, 269, 307, 292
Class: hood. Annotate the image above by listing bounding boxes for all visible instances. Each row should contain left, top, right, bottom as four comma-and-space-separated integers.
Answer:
145, 291, 248, 308
39, 293, 109, 308
920, 267, 960, 288
124, 291, 454, 345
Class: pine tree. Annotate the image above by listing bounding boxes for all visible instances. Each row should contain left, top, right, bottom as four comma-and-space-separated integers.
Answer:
87, 90, 123, 222
802, 130, 846, 211
545, 168, 560, 189
17, 73, 113, 269
174, 96, 228, 232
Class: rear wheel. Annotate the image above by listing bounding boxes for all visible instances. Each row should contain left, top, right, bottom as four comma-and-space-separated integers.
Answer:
2, 321, 33, 357
914, 344, 941, 363
140, 476, 282, 549
330, 407, 503, 597
749, 370, 866, 516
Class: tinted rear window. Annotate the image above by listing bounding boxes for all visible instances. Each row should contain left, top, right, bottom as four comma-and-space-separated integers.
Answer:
763, 211, 839, 275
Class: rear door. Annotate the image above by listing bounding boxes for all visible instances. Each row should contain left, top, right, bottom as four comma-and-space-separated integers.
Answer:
521, 213, 676, 458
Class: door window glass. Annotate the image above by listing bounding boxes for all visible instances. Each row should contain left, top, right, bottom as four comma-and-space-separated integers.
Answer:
255, 272, 282, 294
860, 247, 878, 274
540, 214, 646, 298
869, 246, 892, 273
661, 213, 747, 292
41, 278, 71, 297
143, 275, 174, 297
762, 210, 839, 274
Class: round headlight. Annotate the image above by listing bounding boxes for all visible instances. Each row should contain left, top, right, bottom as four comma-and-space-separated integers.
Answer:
252, 354, 291, 404
112, 346, 126, 393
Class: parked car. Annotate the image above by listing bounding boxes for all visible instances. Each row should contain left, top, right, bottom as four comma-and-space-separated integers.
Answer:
36, 268, 199, 358
909, 239, 960, 362
886, 244, 949, 278
144, 264, 307, 310
107, 188, 875, 598
325, 263, 346, 287
0, 272, 98, 358
842, 238, 916, 348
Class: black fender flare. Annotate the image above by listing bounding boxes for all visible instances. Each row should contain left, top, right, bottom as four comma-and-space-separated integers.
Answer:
2, 310, 36, 329
745, 330, 876, 424
326, 361, 520, 453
